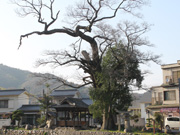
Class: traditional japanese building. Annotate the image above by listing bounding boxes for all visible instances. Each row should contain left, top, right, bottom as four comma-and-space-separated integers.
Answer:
50, 89, 91, 127
52, 97, 89, 127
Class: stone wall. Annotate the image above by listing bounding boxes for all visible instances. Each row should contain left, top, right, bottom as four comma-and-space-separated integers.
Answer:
1, 128, 135, 135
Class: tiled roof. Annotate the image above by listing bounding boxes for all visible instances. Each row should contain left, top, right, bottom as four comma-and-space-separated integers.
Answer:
18, 104, 40, 112
50, 89, 78, 97
53, 97, 88, 109
82, 98, 93, 105
0, 89, 26, 96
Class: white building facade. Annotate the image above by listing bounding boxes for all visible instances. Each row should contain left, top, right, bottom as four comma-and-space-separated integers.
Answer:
0, 89, 29, 128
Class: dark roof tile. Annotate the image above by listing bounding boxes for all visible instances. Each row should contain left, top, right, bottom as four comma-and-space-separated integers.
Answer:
50, 89, 78, 97
18, 104, 40, 111
0, 89, 26, 96
53, 97, 88, 109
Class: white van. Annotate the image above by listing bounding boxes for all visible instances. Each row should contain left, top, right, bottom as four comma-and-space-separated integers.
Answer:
164, 117, 180, 129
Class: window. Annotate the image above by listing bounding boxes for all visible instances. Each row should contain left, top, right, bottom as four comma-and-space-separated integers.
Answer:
167, 117, 179, 121
0, 100, 8, 108
154, 92, 156, 101
172, 71, 180, 83
164, 91, 176, 101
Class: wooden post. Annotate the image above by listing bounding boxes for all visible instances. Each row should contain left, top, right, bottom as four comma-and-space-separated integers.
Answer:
88, 111, 89, 127
73, 111, 75, 127
65, 111, 67, 127
56, 111, 58, 127
80, 111, 82, 126
77, 112, 80, 127
85, 111, 86, 122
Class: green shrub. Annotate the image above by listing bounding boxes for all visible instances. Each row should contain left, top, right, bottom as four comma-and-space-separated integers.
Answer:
37, 115, 46, 125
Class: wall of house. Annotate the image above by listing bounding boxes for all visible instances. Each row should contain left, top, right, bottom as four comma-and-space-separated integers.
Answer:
0, 96, 18, 113
140, 103, 152, 124
151, 86, 179, 105
17, 93, 29, 108
162, 68, 173, 84
0, 119, 11, 128
163, 87, 179, 105
0, 93, 29, 113
141, 103, 146, 119
162, 64, 180, 84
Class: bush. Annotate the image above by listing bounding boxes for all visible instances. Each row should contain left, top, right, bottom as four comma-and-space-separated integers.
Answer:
37, 115, 46, 125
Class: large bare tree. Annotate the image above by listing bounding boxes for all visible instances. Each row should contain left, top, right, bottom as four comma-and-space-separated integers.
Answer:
13, 0, 159, 129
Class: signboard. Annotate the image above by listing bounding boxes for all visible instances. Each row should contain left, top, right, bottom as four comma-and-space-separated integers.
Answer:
160, 108, 179, 113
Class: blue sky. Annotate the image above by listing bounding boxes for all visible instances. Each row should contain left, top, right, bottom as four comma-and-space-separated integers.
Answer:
0, 0, 180, 90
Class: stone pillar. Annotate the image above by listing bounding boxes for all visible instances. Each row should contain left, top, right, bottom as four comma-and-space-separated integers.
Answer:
124, 113, 131, 132
117, 114, 121, 131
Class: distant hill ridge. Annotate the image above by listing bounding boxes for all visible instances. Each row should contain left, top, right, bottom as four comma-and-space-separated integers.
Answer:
0, 64, 90, 97
0, 64, 30, 88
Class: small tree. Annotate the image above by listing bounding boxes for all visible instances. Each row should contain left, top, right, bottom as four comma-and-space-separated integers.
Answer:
12, 110, 24, 127
154, 112, 163, 131
37, 84, 53, 126
39, 93, 53, 121
37, 115, 46, 126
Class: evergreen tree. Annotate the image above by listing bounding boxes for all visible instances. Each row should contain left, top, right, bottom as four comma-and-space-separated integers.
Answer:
89, 44, 143, 129
12, 110, 24, 127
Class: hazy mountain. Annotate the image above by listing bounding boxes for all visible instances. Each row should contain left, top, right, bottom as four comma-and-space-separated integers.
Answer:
0, 64, 30, 88
0, 64, 89, 97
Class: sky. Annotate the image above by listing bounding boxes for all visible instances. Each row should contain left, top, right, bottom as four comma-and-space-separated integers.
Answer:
0, 0, 180, 91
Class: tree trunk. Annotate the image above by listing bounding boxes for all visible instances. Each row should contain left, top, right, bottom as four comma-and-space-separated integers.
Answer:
107, 114, 115, 129
101, 113, 108, 130
101, 108, 115, 130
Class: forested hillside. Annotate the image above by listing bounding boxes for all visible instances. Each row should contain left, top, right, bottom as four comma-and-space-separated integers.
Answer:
0, 64, 30, 88
0, 64, 89, 96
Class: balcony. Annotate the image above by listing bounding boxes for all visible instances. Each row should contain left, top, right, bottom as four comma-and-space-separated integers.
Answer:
152, 98, 163, 105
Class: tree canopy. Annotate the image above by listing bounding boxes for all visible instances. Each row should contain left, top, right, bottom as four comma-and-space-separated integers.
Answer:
89, 43, 144, 129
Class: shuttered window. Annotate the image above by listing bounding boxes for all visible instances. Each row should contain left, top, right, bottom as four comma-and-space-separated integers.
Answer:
0, 100, 8, 108
173, 71, 180, 83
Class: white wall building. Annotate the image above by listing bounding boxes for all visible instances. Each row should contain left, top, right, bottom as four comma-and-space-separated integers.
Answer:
0, 89, 29, 128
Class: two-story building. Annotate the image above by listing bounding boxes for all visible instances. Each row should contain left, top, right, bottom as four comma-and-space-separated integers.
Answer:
0, 89, 29, 128
147, 60, 180, 118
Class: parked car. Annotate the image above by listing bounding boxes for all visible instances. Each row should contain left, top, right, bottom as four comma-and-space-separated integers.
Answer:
165, 117, 180, 129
